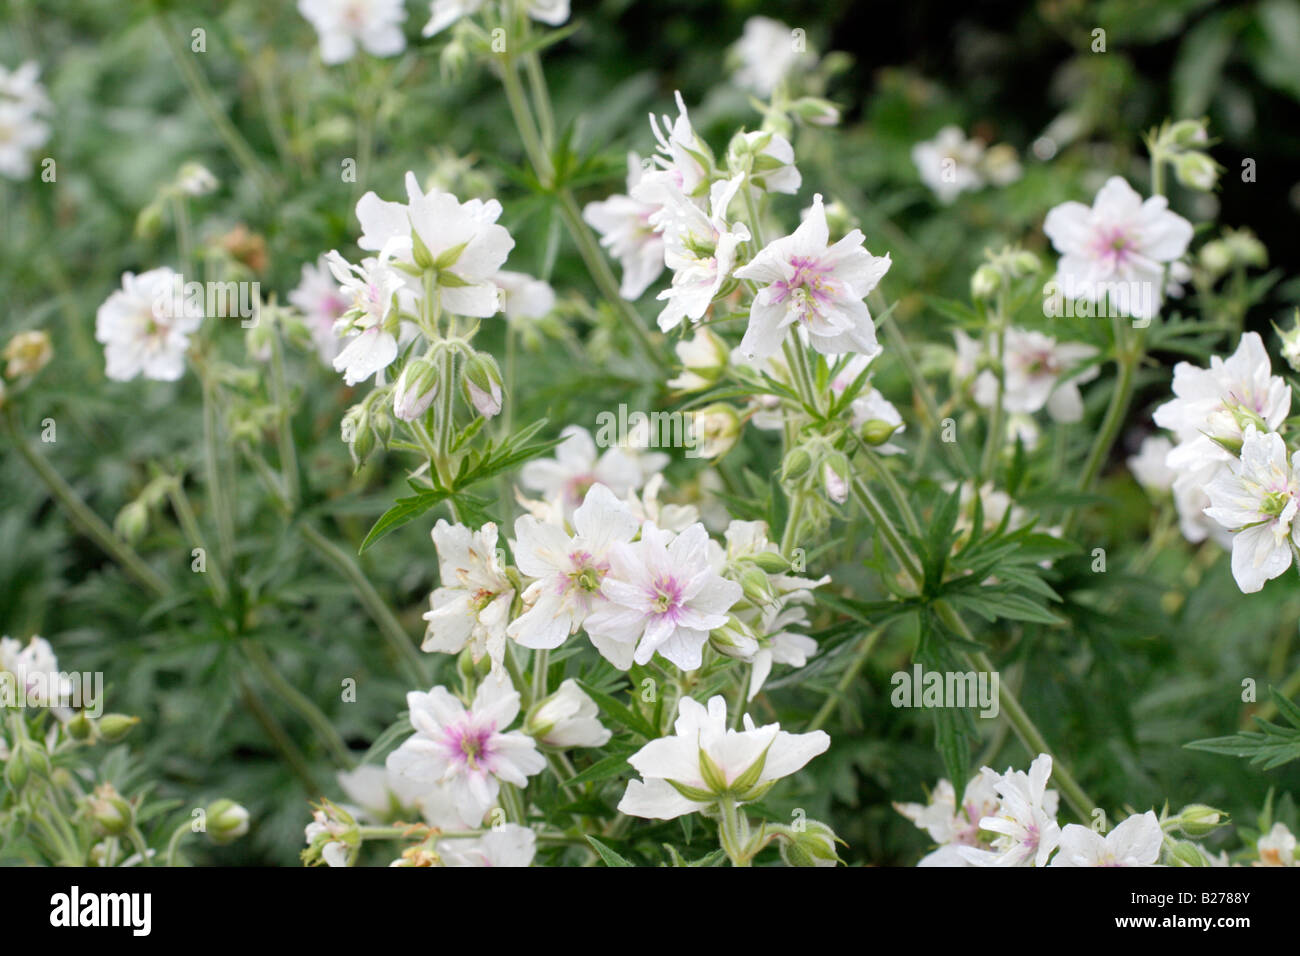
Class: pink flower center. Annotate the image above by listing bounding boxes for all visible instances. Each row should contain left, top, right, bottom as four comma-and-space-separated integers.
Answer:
1090, 225, 1135, 265
772, 256, 835, 322
647, 573, 685, 620
446, 721, 496, 772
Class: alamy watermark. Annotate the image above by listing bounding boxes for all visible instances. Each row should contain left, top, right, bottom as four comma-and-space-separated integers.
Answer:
152, 275, 260, 327
0, 670, 104, 717
890, 664, 1000, 719
594, 403, 704, 458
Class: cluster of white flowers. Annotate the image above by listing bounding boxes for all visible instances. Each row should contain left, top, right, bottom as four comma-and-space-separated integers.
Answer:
897, 754, 1165, 867
0, 61, 51, 179
1140, 333, 1296, 592
912, 126, 1022, 204
421, 435, 825, 682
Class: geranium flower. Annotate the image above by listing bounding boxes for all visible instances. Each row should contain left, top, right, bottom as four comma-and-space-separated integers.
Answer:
1204, 425, 1300, 593
583, 522, 742, 671
422, 521, 515, 672
508, 483, 639, 653
324, 248, 406, 386
95, 268, 203, 382
1050, 811, 1164, 867
654, 175, 750, 332
1043, 175, 1193, 321
520, 425, 659, 513
895, 773, 1001, 867
617, 695, 829, 820
583, 152, 667, 301
297, 0, 407, 65
438, 824, 537, 867
289, 255, 350, 364
975, 328, 1100, 423
525, 679, 611, 749
355, 171, 515, 317
735, 194, 891, 360
912, 126, 986, 204
960, 754, 1061, 867
730, 16, 803, 97
385, 677, 545, 828
423, 0, 568, 37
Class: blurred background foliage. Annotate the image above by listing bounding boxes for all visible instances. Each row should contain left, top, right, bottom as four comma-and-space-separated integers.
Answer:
2, 0, 1299, 864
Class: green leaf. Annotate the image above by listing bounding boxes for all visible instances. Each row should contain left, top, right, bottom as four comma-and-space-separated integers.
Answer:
576, 680, 660, 740
586, 836, 635, 867
357, 487, 451, 553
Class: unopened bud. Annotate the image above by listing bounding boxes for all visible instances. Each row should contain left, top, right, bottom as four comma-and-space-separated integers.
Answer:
205, 799, 251, 844
394, 359, 440, 422
861, 418, 900, 447
4, 330, 53, 378
462, 353, 504, 419
971, 264, 1002, 301
1173, 152, 1219, 192
98, 714, 140, 743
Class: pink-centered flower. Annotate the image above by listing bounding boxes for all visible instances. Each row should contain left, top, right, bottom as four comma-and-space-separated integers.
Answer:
386, 678, 545, 828
508, 483, 640, 653
583, 522, 742, 671
735, 194, 890, 360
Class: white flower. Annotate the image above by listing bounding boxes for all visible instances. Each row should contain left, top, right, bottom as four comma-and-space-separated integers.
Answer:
0, 61, 51, 112
895, 773, 1001, 867
1256, 822, 1296, 866
1043, 175, 1193, 321
1154, 332, 1290, 480
324, 249, 406, 386
0, 100, 50, 180
1204, 426, 1300, 593
912, 127, 985, 204
583, 523, 743, 671
635, 91, 711, 206
960, 754, 1061, 867
439, 823, 537, 867
1050, 811, 1164, 867
732, 129, 802, 195
304, 810, 352, 867
508, 483, 639, 652
828, 352, 906, 452
386, 678, 546, 827
735, 194, 891, 361
618, 695, 829, 819
95, 268, 203, 382
583, 152, 666, 301
655, 176, 750, 332
175, 162, 218, 197
973, 328, 1100, 423
289, 255, 351, 364
731, 17, 803, 97
298, 0, 407, 65
423, 0, 568, 37
355, 171, 515, 317
1128, 434, 1176, 493
526, 679, 611, 748
335, 765, 428, 821
0, 61, 51, 180
493, 270, 555, 320
423, 521, 515, 671
0, 635, 72, 711
520, 425, 651, 512
668, 327, 730, 392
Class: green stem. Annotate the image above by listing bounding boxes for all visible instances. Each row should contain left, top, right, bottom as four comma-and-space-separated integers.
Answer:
165, 479, 229, 606
241, 640, 353, 769
298, 521, 429, 688
269, 321, 300, 512
238, 674, 320, 794
4, 409, 167, 596
156, 14, 278, 199
808, 625, 885, 732
164, 820, 193, 867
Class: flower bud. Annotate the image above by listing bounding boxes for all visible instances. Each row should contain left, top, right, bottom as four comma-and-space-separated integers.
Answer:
66, 711, 93, 741
525, 679, 611, 748
1198, 239, 1231, 276
461, 353, 504, 419
1167, 839, 1209, 867
779, 819, 841, 867
1171, 804, 1226, 838
342, 404, 374, 469
789, 97, 841, 127
86, 783, 133, 837
114, 501, 149, 546
205, 799, 251, 844
737, 564, 774, 606
751, 550, 791, 574
1173, 152, 1219, 192
4, 330, 52, 378
861, 418, 901, 447
689, 404, 742, 459
1275, 311, 1300, 373
668, 328, 729, 392
1010, 250, 1042, 277
710, 616, 759, 660
176, 162, 218, 197
971, 264, 1002, 301
1166, 118, 1209, 148
134, 201, 164, 239
781, 446, 814, 483
394, 359, 440, 422
822, 454, 850, 505
98, 714, 140, 742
